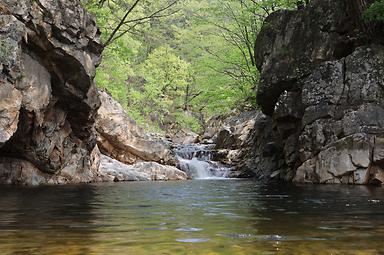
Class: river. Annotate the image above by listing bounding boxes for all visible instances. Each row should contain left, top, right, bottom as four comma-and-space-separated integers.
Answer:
0, 180, 383, 254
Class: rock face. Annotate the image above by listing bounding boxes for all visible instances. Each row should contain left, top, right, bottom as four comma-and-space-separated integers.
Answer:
251, 0, 384, 185
0, 0, 103, 184
168, 128, 199, 145
214, 111, 257, 150
200, 111, 259, 177
236, 113, 282, 180
96, 90, 175, 165
256, 0, 376, 115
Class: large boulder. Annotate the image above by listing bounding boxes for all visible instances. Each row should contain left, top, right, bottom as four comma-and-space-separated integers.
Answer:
0, 0, 103, 184
251, 0, 384, 185
99, 155, 188, 182
95, 90, 174, 165
294, 134, 373, 184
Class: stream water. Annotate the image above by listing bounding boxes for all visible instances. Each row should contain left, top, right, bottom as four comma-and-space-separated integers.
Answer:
174, 144, 230, 179
0, 180, 383, 254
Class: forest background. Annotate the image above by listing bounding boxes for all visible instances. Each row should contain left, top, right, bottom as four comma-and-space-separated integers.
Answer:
83, 0, 384, 133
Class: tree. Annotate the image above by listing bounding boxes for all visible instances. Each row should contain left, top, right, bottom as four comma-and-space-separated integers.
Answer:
85, 0, 299, 132
127, 46, 200, 130
364, 0, 384, 22
83, 0, 179, 48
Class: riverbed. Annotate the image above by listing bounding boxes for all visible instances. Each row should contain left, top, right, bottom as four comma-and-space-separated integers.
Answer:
0, 179, 383, 254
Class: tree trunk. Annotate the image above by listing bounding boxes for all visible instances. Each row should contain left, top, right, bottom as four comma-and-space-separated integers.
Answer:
348, 0, 375, 39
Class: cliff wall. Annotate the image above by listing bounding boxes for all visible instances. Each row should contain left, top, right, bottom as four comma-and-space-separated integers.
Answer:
0, 0, 103, 184
247, 0, 384, 185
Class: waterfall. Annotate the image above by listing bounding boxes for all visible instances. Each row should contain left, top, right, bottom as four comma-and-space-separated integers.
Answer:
174, 144, 230, 179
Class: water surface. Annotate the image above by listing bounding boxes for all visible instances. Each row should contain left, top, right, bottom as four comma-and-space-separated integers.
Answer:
0, 180, 383, 254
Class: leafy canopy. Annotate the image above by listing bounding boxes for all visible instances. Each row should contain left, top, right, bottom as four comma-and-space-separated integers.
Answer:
364, 0, 384, 22
85, 0, 296, 133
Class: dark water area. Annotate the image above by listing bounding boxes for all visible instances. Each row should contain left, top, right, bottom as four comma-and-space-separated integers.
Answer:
0, 180, 383, 255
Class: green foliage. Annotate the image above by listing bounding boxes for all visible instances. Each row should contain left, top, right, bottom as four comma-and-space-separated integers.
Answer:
95, 38, 138, 107
173, 111, 201, 133
128, 45, 193, 130
251, 0, 296, 14
85, 0, 294, 133
364, 0, 384, 22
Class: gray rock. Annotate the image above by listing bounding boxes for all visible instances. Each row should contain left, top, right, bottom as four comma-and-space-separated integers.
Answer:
293, 158, 317, 183
168, 128, 198, 145
0, 145, 102, 185
236, 113, 284, 180
96, 90, 174, 165
0, 157, 50, 186
255, 0, 375, 115
373, 137, 384, 168
199, 111, 261, 177
249, 0, 384, 186
215, 128, 237, 150
99, 155, 151, 181
342, 104, 384, 136
301, 61, 345, 108
99, 155, 188, 182
0, 83, 22, 146
294, 134, 373, 184
369, 165, 384, 185
0, 0, 103, 184
214, 111, 258, 150
132, 161, 188, 181
18, 54, 52, 125
316, 134, 372, 184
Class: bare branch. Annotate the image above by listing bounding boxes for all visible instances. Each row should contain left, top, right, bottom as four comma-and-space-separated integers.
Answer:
103, 0, 141, 47
123, 1, 179, 25
102, 0, 179, 48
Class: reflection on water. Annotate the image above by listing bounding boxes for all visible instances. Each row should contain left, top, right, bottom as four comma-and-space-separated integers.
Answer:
0, 180, 383, 254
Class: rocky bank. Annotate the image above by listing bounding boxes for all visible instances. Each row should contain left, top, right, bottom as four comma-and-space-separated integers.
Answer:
0, 0, 186, 185
243, 0, 384, 185
96, 90, 186, 182
2, 0, 384, 187
197, 111, 258, 177
0, 0, 103, 184
96, 90, 174, 165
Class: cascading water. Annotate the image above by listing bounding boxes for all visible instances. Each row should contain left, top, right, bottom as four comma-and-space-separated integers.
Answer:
173, 144, 231, 179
